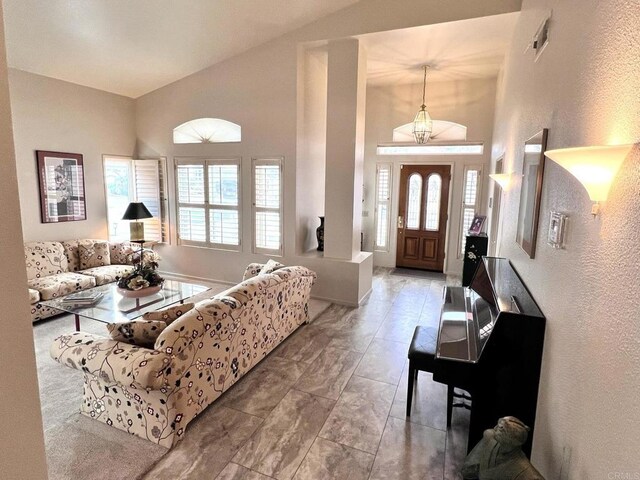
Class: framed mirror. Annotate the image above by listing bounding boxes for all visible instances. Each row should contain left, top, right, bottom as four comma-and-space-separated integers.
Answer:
516, 129, 548, 258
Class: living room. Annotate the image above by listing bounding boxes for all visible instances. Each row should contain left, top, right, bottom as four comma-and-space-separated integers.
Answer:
1, 1, 639, 479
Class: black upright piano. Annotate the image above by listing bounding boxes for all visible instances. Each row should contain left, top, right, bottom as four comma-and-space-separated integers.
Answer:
433, 256, 546, 457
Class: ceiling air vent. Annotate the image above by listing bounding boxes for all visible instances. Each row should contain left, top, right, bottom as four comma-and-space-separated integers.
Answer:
531, 14, 551, 61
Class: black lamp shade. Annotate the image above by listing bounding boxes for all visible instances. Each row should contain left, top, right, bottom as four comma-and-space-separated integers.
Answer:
122, 202, 153, 220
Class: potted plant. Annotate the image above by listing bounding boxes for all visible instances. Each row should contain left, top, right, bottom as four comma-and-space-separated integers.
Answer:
117, 250, 164, 298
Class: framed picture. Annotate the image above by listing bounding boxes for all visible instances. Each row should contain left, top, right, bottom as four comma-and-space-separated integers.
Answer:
516, 129, 549, 258
468, 215, 487, 235
36, 150, 87, 223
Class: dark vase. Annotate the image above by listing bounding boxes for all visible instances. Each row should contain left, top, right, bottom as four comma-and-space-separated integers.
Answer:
316, 216, 324, 251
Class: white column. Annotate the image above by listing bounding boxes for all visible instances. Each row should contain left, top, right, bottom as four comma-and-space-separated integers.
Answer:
323, 38, 367, 260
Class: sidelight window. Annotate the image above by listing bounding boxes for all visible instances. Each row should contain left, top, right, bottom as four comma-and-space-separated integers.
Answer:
459, 166, 482, 255
374, 163, 392, 251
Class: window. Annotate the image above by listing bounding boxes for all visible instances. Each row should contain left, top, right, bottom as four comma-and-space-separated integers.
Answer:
175, 158, 241, 250
459, 166, 483, 255
103, 156, 167, 243
377, 143, 484, 155
252, 158, 283, 255
406, 173, 422, 229
424, 174, 442, 230
173, 118, 241, 144
374, 163, 392, 251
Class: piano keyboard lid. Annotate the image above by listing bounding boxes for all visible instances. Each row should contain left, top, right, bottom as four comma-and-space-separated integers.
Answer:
436, 257, 543, 363
474, 257, 543, 318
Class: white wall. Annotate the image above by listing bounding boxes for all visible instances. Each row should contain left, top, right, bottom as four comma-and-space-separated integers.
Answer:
9, 69, 136, 242
0, 6, 48, 478
134, 1, 520, 304
296, 46, 327, 254
491, 0, 640, 477
363, 78, 497, 274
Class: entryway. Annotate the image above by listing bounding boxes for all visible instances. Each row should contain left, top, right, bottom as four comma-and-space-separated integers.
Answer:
396, 164, 451, 272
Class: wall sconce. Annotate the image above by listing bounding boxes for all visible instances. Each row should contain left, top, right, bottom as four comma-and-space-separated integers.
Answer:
489, 173, 514, 190
544, 144, 633, 216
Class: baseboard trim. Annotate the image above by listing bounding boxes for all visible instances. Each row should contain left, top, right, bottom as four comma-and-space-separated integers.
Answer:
358, 287, 373, 305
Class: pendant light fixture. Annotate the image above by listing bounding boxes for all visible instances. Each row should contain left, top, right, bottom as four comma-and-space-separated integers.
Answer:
412, 65, 433, 144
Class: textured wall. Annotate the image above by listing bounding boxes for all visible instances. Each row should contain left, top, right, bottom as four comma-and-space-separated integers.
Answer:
491, 0, 640, 477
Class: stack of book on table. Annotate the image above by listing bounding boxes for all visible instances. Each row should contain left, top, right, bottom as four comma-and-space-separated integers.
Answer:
61, 291, 104, 306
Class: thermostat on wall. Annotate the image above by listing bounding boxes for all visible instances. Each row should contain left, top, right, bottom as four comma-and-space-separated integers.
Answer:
548, 211, 568, 249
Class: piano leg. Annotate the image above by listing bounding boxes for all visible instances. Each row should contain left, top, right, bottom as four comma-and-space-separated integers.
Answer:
466, 391, 492, 454
406, 364, 416, 416
447, 385, 453, 428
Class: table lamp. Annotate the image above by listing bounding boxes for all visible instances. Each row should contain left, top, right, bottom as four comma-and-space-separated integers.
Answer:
122, 202, 153, 241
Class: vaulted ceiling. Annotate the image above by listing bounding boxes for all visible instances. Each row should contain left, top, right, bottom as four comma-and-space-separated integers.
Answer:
2, 0, 360, 98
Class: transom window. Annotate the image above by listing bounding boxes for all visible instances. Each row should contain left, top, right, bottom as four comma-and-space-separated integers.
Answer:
253, 158, 283, 255
175, 158, 241, 250
173, 118, 241, 144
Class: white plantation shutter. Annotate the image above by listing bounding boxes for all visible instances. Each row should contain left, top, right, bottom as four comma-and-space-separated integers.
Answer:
459, 166, 482, 255
179, 207, 206, 242
207, 162, 240, 247
175, 158, 241, 249
103, 157, 167, 243
133, 160, 162, 242
176, 163, 206, 244
374, 163, 392, 251
253, 158, 283, 255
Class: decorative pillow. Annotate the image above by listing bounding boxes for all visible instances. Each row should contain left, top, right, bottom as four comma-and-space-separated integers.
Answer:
259, 259, 284, 275
110, 242, 137, 265
78, 240, 111, 269
142, 302, 194, 325
106, 319, 167, 348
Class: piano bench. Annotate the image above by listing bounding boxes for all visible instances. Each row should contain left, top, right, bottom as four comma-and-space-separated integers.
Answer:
407, 326, 470, 428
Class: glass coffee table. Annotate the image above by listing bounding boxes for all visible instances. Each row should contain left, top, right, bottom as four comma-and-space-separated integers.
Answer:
41, 279, 211, 331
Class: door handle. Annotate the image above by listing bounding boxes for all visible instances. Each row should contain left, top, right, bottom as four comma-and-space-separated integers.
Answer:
397, 216, 404, 228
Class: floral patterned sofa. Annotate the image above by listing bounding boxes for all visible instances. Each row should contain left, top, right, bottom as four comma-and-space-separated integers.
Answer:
50, 264, 317, 447
26, 240, 140, 322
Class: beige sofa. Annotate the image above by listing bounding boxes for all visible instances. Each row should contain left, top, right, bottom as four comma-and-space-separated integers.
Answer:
26, 240, 140, 322
50, 263, 317, 447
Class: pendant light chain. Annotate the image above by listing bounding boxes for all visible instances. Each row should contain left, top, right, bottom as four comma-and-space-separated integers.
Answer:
412, 65, 433, 144
421, 65, 427, 107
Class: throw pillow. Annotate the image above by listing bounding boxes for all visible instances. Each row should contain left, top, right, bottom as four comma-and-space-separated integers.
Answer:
79, 240, 111, 269
106, 319, 167, 348
259, 259, 284, 275
142, 302, 195, 325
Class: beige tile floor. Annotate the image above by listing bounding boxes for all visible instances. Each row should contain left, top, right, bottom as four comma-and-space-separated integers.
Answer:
141, 268, 470, 480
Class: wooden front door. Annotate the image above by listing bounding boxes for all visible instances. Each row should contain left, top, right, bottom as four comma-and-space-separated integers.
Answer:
396, 164, 451, 271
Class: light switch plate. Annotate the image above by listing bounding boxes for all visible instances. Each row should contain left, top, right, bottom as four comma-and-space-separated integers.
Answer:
548, 211, 568, 249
